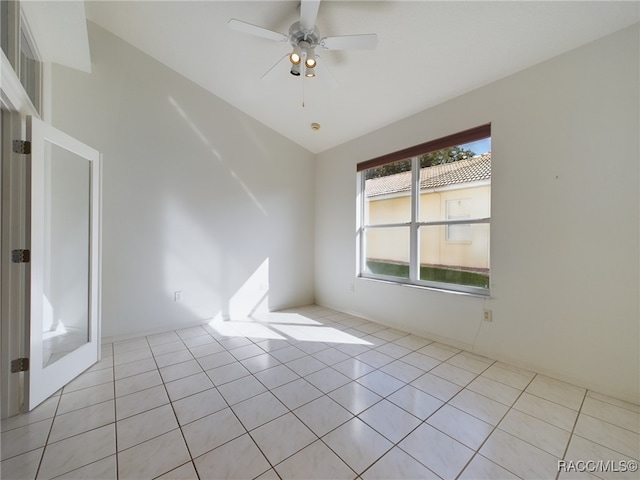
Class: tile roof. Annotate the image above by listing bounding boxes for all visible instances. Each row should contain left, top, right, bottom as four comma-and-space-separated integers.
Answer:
365, 152, 491, 197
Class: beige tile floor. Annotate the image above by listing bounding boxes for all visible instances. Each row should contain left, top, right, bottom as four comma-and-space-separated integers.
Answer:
1, 305, 639, 479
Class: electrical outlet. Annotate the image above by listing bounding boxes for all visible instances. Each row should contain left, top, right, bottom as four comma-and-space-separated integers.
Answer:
174, 291, 183, 302
483, 309, 492, 322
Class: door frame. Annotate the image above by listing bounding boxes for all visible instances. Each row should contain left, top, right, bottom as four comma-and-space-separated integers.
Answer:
0, 110, 30, 418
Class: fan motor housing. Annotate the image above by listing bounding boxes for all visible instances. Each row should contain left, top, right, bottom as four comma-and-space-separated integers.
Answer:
289, 21, 320, 47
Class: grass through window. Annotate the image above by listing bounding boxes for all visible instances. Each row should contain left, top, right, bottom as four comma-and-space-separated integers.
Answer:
366, 261, 489, 288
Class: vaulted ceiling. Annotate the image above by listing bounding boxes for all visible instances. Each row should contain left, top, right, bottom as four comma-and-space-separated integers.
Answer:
75, 1, 640, 153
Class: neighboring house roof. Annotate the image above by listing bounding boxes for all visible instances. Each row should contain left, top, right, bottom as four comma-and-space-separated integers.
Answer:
366, 152, 491, 197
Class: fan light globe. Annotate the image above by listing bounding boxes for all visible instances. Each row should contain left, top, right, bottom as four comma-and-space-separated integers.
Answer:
305, 56, 316, 68
290, 51, 301, 65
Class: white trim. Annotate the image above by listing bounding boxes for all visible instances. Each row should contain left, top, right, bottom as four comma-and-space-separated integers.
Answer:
409, 157, 420, 282
0, 111, 29, 418
18, 3, 43, 114
355, 171, 365, 278
1, 50, 38, 116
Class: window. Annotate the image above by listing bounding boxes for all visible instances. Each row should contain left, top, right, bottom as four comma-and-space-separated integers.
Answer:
1, 0, 9, 59
357, 124, 491, 295
18, 17, 41, 113
1, 1, 42, 114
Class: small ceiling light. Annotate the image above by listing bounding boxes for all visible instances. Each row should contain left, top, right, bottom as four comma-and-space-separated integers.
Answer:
289, 45, 301, 65
305, 66, 315, 78
311, 123, 320, 131
305, 52, 316, 69
290, 63, 301, 76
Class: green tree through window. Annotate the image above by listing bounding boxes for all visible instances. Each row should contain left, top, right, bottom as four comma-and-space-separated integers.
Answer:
364, 147, 476, 179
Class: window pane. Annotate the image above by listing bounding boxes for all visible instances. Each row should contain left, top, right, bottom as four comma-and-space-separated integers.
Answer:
1, 1, 8, 59
363, 227, 409, 279
20, 26, 41, 112
446, 199, 472, 242
419, 224, 490, 289
364, 159, 412, 225
419, 140, 491, 223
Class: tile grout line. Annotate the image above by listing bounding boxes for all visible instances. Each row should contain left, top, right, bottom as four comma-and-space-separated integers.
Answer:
148, 331, 202, 480
335, 348, 495, 477
452, 371, 539, 480
373, 357, 490, 479
556, 388, 588, 480
32, 386, 63, 480
106, 343, 119, 480
34, 345, 116, 479
249, 328, 444, 477
211, 327, 356, 478
239, 333, 332, 478
182, 328, 296, 478
224, 321, 384, 477
109, 342, 119, 480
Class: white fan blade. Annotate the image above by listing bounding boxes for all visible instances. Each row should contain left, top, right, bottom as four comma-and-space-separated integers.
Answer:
320, 34, 378, 50
228, 19, 289, 43
314, 55, 337, 89
260, 54, 290, 82
300, 0, 321, 33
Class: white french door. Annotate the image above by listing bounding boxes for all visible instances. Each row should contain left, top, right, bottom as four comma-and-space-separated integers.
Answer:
27, 116, 101, 410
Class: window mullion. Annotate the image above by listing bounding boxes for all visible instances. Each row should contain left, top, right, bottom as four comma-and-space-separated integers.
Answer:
358, 171, 366, 276
409, 156, 420, 282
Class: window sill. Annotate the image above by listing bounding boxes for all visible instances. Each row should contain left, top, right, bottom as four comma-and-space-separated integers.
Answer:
357, 274, 491, 299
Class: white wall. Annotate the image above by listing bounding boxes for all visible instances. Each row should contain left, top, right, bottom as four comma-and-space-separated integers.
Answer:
51, 23, 315, 338
315, 25, 639, 403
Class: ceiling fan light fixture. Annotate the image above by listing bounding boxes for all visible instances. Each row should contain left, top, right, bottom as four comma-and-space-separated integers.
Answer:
230, 2, 379, 85
305, 54, 316, 69
302, 44, 316, 68
289, 45, 301, 65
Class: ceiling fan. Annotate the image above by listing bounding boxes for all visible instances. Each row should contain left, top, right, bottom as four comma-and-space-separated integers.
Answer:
228, 0, 378, 83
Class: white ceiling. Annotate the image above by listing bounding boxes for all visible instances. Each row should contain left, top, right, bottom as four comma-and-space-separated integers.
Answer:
83, 1, 639, 154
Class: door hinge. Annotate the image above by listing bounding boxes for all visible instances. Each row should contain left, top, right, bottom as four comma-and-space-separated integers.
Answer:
11, 249, 30, 263
12, 140, 31, 155
11, 358, 29, 373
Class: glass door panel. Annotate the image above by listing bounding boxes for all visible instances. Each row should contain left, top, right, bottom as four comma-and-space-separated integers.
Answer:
42, 142, 91, 367
28, 116, 100, 410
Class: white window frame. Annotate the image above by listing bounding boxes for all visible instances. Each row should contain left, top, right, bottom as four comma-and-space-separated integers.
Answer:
357, 126, 491, 296
18, 14, 42, 114
1, 0, 42, 116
